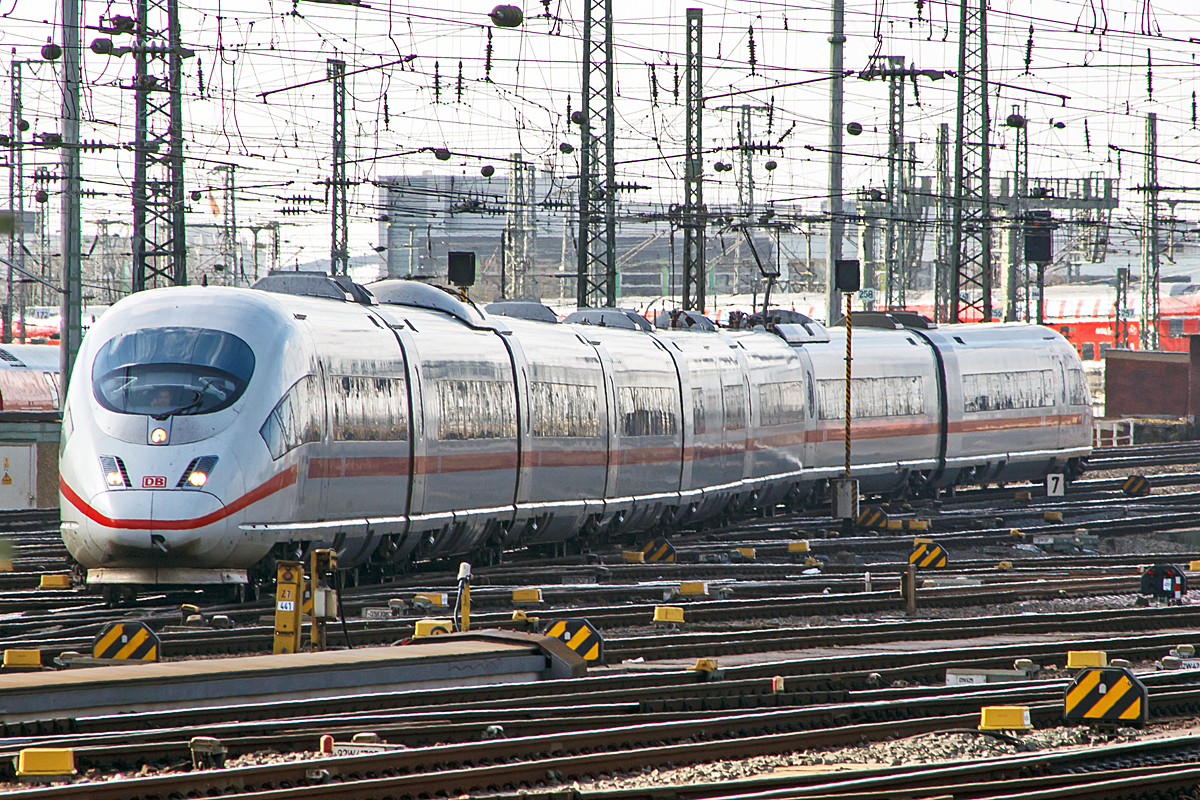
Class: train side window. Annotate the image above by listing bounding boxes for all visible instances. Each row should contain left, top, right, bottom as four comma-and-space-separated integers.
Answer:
437, 379, 517, 440
1068, 369, 1090, 406
1080, 342, 1095, 360
816, 377, 924, 419
330, 375, 408, 442
691, 387, 706, 435
759, 381, 805, 427
259, 374, 324, 460
530, 382, 600, 438
962, 370, 1055, 413
1170, 319, 1184, 338
722, 383, 746, 431
618, 386, 678, 437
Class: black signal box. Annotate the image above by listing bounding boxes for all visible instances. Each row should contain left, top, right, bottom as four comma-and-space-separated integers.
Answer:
835, 259, 861, 293
448, 251, 476, 287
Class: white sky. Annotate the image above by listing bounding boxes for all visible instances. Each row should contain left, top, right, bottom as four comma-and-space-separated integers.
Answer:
2, 0, 1199, 268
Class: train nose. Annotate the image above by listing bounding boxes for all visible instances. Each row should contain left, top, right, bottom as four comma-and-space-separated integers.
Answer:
82, 490, 232, 566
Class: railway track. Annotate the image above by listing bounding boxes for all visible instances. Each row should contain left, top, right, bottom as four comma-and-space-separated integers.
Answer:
7, 660, 1200, 799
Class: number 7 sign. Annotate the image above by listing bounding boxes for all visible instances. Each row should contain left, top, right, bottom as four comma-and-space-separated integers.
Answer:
1046, 473, 1065, 497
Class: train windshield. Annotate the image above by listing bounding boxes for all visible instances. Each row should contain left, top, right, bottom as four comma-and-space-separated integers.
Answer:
92, 327, 256, 417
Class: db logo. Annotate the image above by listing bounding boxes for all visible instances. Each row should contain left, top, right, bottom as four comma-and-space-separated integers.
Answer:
142, 476, 168, 489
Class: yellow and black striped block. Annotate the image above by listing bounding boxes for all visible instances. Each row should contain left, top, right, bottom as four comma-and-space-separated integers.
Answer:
857, 506, 888, 530
1064, 666, 1148, 726
92, 621, 160, 662
909, 541, 948, 569
1123, 475, 1151, 496
641, 538, 676, 562
545, 618, 604, 663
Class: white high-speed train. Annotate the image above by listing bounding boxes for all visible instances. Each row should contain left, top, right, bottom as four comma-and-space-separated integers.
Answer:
59, 273, 1092, 600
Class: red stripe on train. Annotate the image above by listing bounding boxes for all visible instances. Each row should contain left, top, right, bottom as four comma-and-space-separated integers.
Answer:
59, 465, 297, 531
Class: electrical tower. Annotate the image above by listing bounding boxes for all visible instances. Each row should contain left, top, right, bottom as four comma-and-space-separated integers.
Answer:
949, 0, 992, 322
131, 0, 187, 292
1003, 108, 1027, 322
861, 56, 907, 309
6, 58, 25, 344
576, 0, 616, 308
681, 8, 705, 312
213, 164, 237, 284
503, 153, 536, 299
329, 59, 349, 276
1140, 112, 1159, 350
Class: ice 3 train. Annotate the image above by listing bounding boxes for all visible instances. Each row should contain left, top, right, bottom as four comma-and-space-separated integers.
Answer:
58, 273, 1093, 599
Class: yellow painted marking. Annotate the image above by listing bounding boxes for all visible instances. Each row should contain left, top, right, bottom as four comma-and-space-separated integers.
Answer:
583, 643, 600, 661
1087, 675, 1132, 718
546, 621, 566, 638
145, 645, 157, 661
566, 626, 592, 651
94, 625, 124, 657
1120, 696, 1141, 720
113, 628, 149, 660
1065, 669, 1102, 714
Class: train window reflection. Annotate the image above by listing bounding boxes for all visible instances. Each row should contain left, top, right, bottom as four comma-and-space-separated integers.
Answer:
437, 380, 517, 440
619, 386, 678, 437
691, 387, 706, 435
259, 375, 324, 459
722, 384, 746, 431
817, 376, 925, 420
92, 327, 255, 417
530, 382, 599, 438
330, 375, 408, 441
1067, 369, 1090, 407
759, 381, 805, 427
962, 370, 1054, 413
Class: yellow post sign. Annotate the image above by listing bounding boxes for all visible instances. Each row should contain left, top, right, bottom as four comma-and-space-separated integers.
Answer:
273, 560, 304, 654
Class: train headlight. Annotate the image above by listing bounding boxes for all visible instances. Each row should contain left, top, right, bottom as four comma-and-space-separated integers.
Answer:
99, 455, 130, 489
178, 456, 218, 489
149, 427, 168, 444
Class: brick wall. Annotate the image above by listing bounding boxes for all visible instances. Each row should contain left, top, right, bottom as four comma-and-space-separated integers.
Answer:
1104, 338, 1200, 419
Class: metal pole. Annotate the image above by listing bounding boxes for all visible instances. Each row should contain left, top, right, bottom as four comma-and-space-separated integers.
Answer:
5, 57, 20, 345
60, 0, 83, 393
1005, 109, 1026, 322
825, 0, 845, 324
682, 8, 705, 313
329, 59, 348, 276
881, 56, 904, 310
934, 123, 951, 322
949, 0, 992, 323
131, 0, 187, 292
844, 291, 852, 477
1140, 112, 1159, 350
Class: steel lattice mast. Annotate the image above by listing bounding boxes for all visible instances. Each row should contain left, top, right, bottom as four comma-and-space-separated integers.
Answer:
681, 8, 705, 312
1140, 112, 1159, 350
329, 59, 349, 277
131, 0, 187, 291
949, 0, 992, 322
576, 0, 616, 308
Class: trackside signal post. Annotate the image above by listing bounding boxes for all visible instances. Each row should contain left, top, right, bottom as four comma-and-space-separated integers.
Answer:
832, 260, 860, 531
273, 560, 303, 654
310, 549, 338, 652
